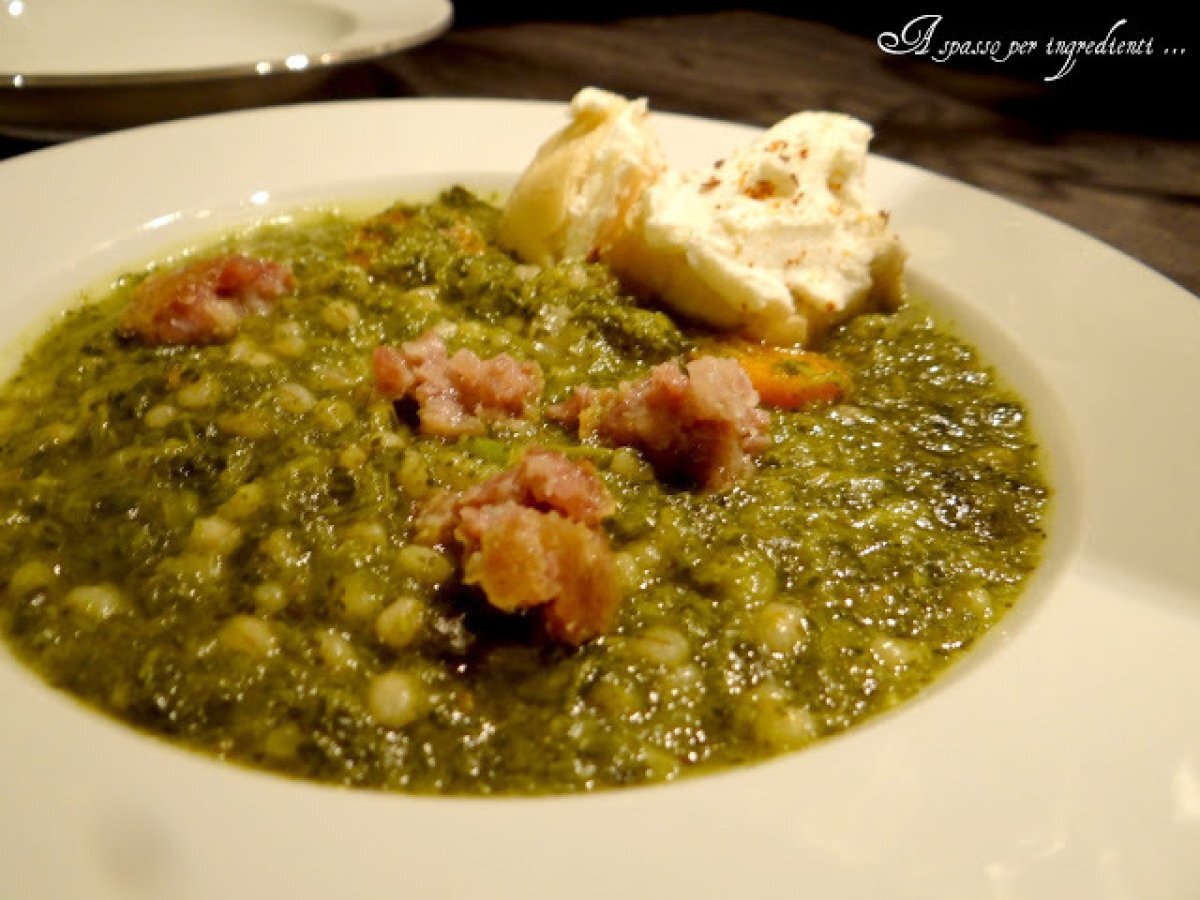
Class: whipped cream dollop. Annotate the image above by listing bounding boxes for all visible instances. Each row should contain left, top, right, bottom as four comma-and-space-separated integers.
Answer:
625, 112, 905, 344
498, 88, 665, 266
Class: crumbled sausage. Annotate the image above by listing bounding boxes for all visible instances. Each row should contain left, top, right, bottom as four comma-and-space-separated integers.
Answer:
550, 356, 770, 490
413, 447, 619, 644
119, 254, 294, 345
414, 447, 614, 545
455, 445, 615, 526
373, 331, 543, 437
459, 502, 619, 645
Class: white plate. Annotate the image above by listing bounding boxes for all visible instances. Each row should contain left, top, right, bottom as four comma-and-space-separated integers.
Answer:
1, 100, 1198, 900
0, 0, 452, 82
0, 0, 452, 138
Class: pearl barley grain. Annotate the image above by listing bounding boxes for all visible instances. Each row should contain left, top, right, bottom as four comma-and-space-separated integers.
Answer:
628, 625, 690, 667
368, 671, 427, 728
218, 615, 277, 658
177, 375, 222, 409
65, 584, 126, 621
753, 602, 808, 654
375, 596, 427, 650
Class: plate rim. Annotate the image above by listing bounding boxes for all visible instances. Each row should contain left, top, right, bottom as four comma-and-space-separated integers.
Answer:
0, 0, 454, 87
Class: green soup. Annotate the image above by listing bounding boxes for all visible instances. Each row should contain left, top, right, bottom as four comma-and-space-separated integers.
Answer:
0, 188, 1048, 794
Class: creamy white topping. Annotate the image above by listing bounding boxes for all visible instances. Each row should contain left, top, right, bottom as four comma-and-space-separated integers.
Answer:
634, 111, 905, 343
501, 90, 906, 345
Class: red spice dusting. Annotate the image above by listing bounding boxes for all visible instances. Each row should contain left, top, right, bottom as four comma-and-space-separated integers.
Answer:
743, 179, 776, 200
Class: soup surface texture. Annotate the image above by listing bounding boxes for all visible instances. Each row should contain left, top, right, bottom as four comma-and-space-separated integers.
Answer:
0, 189, 1048, 794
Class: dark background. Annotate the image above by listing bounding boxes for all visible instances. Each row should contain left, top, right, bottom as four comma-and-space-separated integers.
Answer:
448, 4, 1196, 137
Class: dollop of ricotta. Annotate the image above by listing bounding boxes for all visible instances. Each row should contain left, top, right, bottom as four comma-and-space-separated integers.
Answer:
500, 90, 906, 346
623, 112, 905, 344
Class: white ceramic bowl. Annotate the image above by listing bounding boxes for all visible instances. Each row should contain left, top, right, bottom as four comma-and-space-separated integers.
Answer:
1, 99, 1197, 900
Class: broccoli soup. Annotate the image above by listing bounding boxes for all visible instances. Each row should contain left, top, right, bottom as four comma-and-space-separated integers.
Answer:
0, 189, 1048, 794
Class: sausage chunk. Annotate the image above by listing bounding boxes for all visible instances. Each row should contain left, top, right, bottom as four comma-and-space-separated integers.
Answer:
458, 502, 619, 645
551, 356, 770, 490
373, 331, 543, 437
414, 447, 619, 645
119, 254, 294, 345
457, 445, 615, 526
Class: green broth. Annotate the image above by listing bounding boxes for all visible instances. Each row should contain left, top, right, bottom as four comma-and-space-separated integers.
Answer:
0, 188, 1048, 794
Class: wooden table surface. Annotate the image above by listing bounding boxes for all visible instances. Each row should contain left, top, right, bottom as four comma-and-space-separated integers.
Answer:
3, 10, 1196, 294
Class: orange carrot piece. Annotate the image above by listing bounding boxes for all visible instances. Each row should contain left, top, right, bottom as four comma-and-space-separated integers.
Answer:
721, 345, 852, 409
